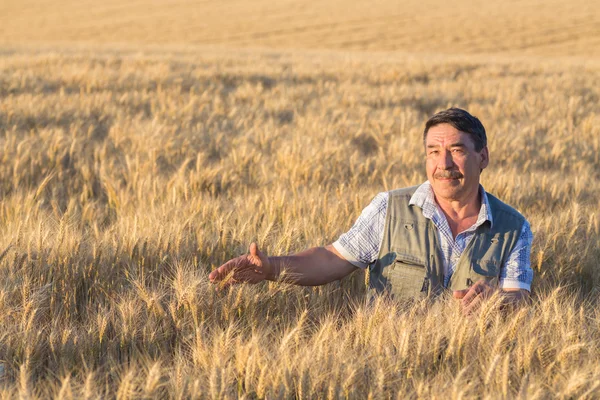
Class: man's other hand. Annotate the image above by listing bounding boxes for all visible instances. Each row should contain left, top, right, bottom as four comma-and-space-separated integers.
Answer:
209, 243, 272, 287
453, 280, 495, 315
453, 280, 529, 315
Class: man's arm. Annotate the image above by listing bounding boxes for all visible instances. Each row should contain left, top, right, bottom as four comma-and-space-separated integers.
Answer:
267, 245, 358, 285
210, 192, 388, 288
208, 243, 357, 286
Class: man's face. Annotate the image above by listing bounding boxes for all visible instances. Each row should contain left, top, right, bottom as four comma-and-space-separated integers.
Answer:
425, 123, 489, 203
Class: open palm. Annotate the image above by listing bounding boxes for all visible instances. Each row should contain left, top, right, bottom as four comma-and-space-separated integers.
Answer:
209, 243, 272, 286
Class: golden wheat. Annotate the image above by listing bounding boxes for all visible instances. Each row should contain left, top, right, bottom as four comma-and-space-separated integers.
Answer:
0, 37, 598, 399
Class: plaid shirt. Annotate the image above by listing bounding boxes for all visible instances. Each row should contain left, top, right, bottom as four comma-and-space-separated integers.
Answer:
333, 182, 533, 291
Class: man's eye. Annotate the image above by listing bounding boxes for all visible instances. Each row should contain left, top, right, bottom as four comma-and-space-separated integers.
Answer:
452, 149, 464, 154
429, 150, 439, 156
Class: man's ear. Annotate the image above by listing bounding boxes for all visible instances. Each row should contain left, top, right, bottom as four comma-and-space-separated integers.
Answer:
479, 146, 489, 170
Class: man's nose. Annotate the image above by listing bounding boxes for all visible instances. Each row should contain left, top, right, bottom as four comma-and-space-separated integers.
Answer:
438, 150, 454, 169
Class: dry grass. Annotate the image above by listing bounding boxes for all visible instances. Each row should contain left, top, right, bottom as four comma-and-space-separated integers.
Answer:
0, 47, 598, 398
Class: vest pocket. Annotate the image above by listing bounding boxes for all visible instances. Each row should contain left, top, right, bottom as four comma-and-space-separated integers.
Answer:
469, 260, 500, 286
385, 256, 428, 299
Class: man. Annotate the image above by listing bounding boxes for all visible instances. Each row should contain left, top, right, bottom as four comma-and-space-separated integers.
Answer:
209, 108, 533, 312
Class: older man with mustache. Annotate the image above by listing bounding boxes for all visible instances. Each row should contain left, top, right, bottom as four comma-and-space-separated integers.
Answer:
210, 108, 533, 311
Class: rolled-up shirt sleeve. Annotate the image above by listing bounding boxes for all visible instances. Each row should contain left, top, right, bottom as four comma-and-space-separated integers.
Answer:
499, 220, 534, 292
332, 192, 388, 269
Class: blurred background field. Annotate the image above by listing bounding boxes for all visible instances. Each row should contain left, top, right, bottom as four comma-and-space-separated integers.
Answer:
2, 0, 600, 56
1, 0, 600, 398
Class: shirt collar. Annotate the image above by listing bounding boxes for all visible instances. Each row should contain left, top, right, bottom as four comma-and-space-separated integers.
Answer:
409, 181, 493, 229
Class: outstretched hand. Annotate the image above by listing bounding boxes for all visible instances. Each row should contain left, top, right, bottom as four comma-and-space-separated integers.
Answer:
209, 243, 273, 287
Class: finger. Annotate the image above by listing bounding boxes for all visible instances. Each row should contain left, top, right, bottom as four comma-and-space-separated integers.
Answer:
217, 276, 236, 291
250, 242, 258, 257
248, 242, 265, 267
209, 265, 227, 283
478, 281, 495, 299
209, 270, 218, 282
461, 282, 486, 305
453, 289, 469, 299
464, 294, 484, 315
254, 243, 266, 261
460, 285, 479, 305
210, 258, 242, 282
215, 275, 233, 291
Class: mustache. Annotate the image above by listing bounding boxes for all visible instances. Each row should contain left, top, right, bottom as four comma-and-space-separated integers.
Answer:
434, 171, 463, 179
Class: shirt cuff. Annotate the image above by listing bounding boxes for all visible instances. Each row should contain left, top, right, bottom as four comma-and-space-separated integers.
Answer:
332, 241, 368, 269
499, 279, 531, 292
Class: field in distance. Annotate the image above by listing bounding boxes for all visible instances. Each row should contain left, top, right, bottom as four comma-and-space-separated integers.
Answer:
2, 0, 600, 57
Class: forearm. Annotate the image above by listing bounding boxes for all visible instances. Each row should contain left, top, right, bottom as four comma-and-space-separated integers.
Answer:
267, 245, 356, 286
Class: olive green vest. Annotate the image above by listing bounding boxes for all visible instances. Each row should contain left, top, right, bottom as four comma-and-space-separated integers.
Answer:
369, 186, 525, 299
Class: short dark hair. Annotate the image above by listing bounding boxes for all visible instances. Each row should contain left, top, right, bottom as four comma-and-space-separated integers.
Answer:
423, 108, 487, 151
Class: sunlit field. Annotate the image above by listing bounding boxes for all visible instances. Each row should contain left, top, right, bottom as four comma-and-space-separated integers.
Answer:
2, 0, 600, 56
1, 0, 600, 398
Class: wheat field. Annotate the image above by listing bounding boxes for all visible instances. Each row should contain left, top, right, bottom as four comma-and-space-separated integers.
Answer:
1, 0, 600, 398
2, 0, 600, 56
